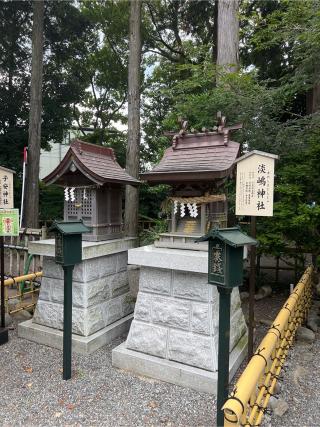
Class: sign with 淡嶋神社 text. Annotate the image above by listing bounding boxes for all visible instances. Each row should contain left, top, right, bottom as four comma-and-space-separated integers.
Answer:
0, 166, 14, 209
235, 151, 278, 217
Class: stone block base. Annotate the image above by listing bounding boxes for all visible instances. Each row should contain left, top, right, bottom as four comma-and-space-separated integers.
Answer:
112, 333, 247, 395
18, 314, 133, 354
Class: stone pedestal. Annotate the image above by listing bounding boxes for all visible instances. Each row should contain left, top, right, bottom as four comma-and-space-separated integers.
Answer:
112, 245, 248, 394
18, 238, 137, 354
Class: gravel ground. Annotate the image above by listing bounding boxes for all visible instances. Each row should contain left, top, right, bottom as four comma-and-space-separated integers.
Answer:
262, 325, 320, 427
0, 326, 215, 427
262, 334, 320, 427
2, 291, 314, 427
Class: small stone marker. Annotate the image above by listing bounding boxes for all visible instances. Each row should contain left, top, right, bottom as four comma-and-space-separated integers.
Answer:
296, 326, 315, 344
269, 397, 289, 417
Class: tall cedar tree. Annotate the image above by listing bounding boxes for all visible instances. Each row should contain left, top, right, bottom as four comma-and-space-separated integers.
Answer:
217, 0, 239, 74
125, 0, 142, 237
24, 0, 44, 228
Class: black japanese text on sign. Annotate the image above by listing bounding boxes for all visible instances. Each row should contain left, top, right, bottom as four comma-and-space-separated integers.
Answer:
235, 152, 278, 217
0, 167, 14, 209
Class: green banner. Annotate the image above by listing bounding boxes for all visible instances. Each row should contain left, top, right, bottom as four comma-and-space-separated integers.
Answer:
0, 209, 19, 236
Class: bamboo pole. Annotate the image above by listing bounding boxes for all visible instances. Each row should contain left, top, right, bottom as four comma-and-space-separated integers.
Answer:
4, 272, 42, 286
223, 266, 312, 426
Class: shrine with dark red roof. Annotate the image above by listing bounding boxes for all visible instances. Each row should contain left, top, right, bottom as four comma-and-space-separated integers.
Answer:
43, 139, 139, 241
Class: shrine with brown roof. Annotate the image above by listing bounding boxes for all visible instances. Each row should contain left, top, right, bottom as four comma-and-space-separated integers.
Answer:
142, 118, 241, 185
142, 115, 242, 249
44, 139, 139, 187
43, 140, 139, 241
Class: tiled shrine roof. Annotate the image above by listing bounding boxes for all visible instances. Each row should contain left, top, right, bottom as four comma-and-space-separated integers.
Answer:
43, 140, 139, 186
142, 125, 241, 184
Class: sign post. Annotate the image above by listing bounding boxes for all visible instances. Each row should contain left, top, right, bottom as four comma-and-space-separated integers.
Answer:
248, 216, 256, 360
50, 220, 90, 380
0, 234, 5, 344
0, 165, 17, 345
197, 227, 257, 426
235, 150, 278, 360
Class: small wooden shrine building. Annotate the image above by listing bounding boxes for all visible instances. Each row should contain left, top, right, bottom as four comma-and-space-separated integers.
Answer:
43, 140, 139, 241
142, 115, 241, 244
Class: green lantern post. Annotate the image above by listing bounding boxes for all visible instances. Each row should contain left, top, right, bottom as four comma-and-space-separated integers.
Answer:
197, 227, 257, 427
50, 220, 90, 380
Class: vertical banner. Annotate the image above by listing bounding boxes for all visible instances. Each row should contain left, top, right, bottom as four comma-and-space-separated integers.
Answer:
236, 151, 278, 217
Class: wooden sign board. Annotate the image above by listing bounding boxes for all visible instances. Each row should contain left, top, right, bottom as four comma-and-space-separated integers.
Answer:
0, 166, 14, 209
235, 151, 278, 217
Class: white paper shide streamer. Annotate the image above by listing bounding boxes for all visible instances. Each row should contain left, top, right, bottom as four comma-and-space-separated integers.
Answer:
173, 200, 178, 215
65, 187, 90, 204
69, 187, 75, 202
180, 202, 185, 217
173, 200, 198, 218
64, 187, 70, 201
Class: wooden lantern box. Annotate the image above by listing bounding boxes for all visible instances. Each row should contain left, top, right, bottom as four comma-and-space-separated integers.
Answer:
43, 140, 139, 241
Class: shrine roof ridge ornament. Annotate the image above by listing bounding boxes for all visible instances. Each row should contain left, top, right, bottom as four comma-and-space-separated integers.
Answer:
196, 226, 258, 248
165, 121, 243, 149
141, 113, 242, 184
43, 139, 139, 187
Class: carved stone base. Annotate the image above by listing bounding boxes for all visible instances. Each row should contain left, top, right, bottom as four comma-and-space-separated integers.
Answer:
112, 245, 248, 391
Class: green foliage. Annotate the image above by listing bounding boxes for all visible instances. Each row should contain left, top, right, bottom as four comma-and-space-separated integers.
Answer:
139, 217, 168, 246
1, 0, 320, 260
0, 1, 32, 173
0, 0, 95, 174
75, 1, 130, 141
139, 183, 170, 218
141, 0, 320, 261
80, 128, 127, 168
39, 183, 64, 222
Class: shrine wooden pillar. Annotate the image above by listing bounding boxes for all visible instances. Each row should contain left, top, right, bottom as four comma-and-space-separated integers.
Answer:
201, 203, 206, 234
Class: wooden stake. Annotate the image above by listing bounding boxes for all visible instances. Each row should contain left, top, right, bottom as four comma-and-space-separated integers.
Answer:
0, 236, 8, 345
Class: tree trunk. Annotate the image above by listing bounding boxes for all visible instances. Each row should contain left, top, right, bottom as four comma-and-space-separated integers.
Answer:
24, 0, 44, 228
212, 0, 218, 64
306, 83, 320, 114
217, 0, 239, 74
124, 0, 141, 237
306, 2, 320, 115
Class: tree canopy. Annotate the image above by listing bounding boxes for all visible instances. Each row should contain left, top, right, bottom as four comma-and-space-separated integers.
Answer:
1, 0, 320, 260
